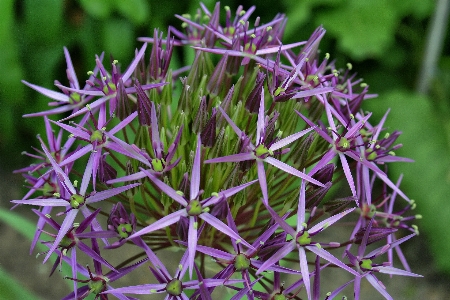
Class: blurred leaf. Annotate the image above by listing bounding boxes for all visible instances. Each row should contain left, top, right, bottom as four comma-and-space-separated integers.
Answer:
23, 0, 63, 44
317, 0, 398, 60
0, 208, 39, 240
0, 265, 42, 300
389, 0, 434, 18
102, 19, 134, 63
0, 207, 74, 288
283, 0, 345, 39
113, 0, 150, 25
0, 0, 25, 151
78, 0, 113, 19
19, 0, 65, 135
366, 90, 450, 273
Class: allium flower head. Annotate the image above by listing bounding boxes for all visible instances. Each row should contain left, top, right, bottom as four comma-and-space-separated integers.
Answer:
12, 2, 421, 299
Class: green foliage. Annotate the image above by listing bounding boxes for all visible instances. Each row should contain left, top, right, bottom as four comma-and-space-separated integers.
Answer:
365, 90, 450, 272
0, 265, 42, 300
0, 207, 73, 295
283, 0, 434, 60
0, 0, 25, 152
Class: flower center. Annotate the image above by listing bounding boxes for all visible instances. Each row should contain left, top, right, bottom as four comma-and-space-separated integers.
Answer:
360, 258, 373, 270
90, 130, 104, 143
102, 82, 117, 95
69, 92, 81, 104
165, 279, 182, 296
42, 182, 56, 197
296, 231, 311, 246
59, 235, 74, 248
117, 223, 133, 238
365, 148, 378, 161
151, 158, 164, 172
254, 144, 272, 159
336, 136, 351, 152
88, 278, 105, 295
70, 194, 85, 209
187, 200, 202, 216
272, 294, 287, 300
234, 253, 251, 271
244, 42, 257, 54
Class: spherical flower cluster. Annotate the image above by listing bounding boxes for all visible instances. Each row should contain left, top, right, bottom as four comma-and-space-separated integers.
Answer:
13, 3, 421, 299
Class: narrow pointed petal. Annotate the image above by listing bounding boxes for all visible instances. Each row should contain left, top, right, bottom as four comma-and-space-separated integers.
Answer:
128, 209, 186, 239
295, 110, 333, 144
188, 216, 198, 279
122, 43, 147, 82
366, 274, 393, 300
339, 153, 357, 198
299, 247, 312, 300
11, 198, 68, 206
22, 80, 70, 102
297, 180, 307, 231
150, 101, 163, 157
80, 152, 94, 196
218, 106, 243, 138
86, 183, 140, 204
344, 113, 372, 139
306, 245, 358, 276
347, 151, 410, 201
308, 208, 356, 235
256, 242, 295, 274
257, 160, 269, 204
53, 84, 104, 96
202, 179, 257, 207
107, 171, 146, 184
256, 87, 265, 144
23, 105, 79, 117
38, 136, 76, 194
377, 266, 422, 277
265, 157, 324, 187
269, 127, 314, 151
365, 233, 416, 258
77, 241, 117, 272
58, 144, 92, 168
109, 111, 138, 135
291, 87, 335, 99
199, 213, 253, 249
194, 245, 235, 261
103, 284, 166, 295
104, 133, 150, 166
205, 152, 254, 164
44, 209, 79, 263
63, 47, 80, 89
191, 135, 201, 200
141, 168, 188, 206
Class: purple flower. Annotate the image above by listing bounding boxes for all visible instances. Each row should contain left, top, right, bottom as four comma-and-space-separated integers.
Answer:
346, 219, 421, 300
11, 138, 139, 263
206, 87, 324, 204
33, 208, 116, 279
103, 248, 243, 299
257, 180, 358, 300
61, 236, 148, 300
22, 48, 102, 118
106, 99, 182, 184
126, 135, 257, 278
54, 43, 166, 121
50, 103, 139, 188
189, 206, 300, 298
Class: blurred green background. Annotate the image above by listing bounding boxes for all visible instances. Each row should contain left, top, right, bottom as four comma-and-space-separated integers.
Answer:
1, 0, 449, 298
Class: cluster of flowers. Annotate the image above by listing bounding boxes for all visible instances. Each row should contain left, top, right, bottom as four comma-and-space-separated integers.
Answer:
13, 3, 422, 299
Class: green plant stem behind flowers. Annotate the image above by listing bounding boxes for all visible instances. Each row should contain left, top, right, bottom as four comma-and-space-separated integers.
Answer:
11, 2, 424, 299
